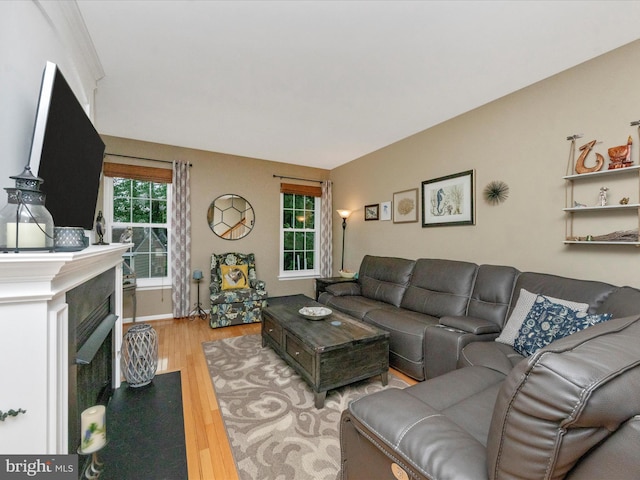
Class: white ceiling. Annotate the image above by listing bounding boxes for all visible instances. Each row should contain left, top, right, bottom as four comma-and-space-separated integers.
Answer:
77, 0, 640, 170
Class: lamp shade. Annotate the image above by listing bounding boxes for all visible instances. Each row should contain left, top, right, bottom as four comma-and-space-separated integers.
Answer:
336, 209, 352, 219
192, 270, 203, 280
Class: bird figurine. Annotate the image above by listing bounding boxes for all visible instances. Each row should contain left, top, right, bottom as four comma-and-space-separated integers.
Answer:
94, 210, 108, 245
119, 226, 133, 244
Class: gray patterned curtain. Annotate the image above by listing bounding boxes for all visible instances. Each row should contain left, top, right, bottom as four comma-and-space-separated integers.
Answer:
171, 160, 191, 318
320, 180, 333, 277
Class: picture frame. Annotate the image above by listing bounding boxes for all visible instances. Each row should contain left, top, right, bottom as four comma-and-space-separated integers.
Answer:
422, 170, 475, 227
392, 188, 419, 223
380, 201, 392, 221
364, 204, 379, 221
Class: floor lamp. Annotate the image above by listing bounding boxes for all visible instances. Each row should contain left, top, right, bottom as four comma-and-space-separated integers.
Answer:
336, 210, 352, 271
189, 270, 208, 320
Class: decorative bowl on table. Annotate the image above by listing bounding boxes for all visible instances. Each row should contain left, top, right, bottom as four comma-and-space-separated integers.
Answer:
339, 269, 357, 279
299, 306, 332, 320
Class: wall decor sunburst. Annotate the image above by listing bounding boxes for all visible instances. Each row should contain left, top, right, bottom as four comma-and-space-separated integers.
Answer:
484, 180, 509, 205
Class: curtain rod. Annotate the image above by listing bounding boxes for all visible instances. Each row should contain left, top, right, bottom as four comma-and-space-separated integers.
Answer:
105, 152, 192, 167
273, 174, 323, 184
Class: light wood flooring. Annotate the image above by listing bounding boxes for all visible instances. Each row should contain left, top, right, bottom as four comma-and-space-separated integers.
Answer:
125, 316, 417, 480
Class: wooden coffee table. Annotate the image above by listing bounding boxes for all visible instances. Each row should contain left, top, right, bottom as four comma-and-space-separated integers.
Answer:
262, 295, 389, 408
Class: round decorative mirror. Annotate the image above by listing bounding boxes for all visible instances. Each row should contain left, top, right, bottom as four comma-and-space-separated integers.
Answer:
207, 194, 255, 240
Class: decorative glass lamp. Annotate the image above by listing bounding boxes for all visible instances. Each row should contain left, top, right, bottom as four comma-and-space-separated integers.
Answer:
0, 166, 54, 252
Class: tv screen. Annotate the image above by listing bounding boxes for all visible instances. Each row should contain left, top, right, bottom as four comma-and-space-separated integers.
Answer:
28, 61, 105, 230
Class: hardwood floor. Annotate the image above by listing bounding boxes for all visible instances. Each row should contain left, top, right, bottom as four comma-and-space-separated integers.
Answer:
127, 316, 417, 479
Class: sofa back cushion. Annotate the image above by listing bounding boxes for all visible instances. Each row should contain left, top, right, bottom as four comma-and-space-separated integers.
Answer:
507, 272, 615, 317
466, 264, 519, 327
401, 258, 477, 317
358, 255, 415, 307
486, 314, 640, 480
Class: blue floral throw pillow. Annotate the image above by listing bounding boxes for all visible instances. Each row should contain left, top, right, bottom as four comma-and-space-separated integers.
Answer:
513, 295, 612, 357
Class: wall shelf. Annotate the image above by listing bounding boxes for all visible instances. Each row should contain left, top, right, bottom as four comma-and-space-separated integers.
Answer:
564, 164, 640, 245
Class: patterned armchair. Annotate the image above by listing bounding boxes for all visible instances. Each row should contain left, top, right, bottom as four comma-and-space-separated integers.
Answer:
209, 252, 267, 328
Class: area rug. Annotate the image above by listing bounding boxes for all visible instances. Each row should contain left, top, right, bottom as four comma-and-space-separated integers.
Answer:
203, 334, 409, 480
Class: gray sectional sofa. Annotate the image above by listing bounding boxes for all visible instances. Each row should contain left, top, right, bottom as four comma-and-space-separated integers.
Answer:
318, 255, 640, 479
319, 255, 640, 381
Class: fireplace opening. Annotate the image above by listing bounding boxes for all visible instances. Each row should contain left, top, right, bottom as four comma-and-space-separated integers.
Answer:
67, 268, 117, 454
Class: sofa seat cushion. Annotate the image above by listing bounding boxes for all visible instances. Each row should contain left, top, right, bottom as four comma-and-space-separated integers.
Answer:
320, 294, 387, 320
346, 366, 505, 480
459, 341, 524, 375
363, 307, 438, 380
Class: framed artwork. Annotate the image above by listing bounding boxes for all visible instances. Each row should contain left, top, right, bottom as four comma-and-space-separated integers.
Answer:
422, 170, 475, 227
380, 201, 392, 221
393, 188, 418, 223
364, 204, 379, 221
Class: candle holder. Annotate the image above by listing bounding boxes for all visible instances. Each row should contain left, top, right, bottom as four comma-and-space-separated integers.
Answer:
0, 166, 54, 252
189, 269, 208, 320
78, 404, 108, 479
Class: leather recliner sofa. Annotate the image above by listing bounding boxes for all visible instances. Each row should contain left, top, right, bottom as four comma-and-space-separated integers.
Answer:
319, 255, 640, 381
339, 314, 640, 479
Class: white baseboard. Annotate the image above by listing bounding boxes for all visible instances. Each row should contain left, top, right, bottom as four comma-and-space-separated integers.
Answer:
122, 313, 174, 324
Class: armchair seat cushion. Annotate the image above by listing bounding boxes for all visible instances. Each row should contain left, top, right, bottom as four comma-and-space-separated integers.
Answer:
211, 288, 267, 305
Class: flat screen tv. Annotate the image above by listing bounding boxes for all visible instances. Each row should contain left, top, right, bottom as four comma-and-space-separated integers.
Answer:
28, 61, 105, 230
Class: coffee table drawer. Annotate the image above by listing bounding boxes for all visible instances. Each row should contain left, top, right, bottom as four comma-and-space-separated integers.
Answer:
285, 333, 314, 377
263, 314, 283, 347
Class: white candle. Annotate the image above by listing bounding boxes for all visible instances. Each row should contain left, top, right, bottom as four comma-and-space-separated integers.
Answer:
6, 222, 46, 248
80, 405, 106, 453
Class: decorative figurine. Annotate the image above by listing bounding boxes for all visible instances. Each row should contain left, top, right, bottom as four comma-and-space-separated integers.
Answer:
620, 197, 630, 205
94, 210, 108, 245
608, 136, 633, 169
598, 187, 609, 206
575, 140, 604, 174
119, 226, 133, 244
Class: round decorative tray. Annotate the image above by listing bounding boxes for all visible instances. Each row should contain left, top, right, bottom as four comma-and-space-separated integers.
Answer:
299, 306, 332, 320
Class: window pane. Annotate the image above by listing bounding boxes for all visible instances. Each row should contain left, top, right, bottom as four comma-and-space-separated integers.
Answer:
294, 232, 305, 250
294, 210, 305, 228
113, 197, 131, 222
132, 199, 151, 223
305, 251, 314, 270
152, 183, 167, 199
150, 253, 167, 278
283, 251, 294, 271
151, 200, 167, 224
283, 193, 293, 209
294, 195, 304, 209
307, 211, 315, 229
113, 178, 131, 197
284, 231, 294, 250
133, 180, 150, 198
305, 232, 314, 249
305, 196, 314, 209
283, 209, 293, 229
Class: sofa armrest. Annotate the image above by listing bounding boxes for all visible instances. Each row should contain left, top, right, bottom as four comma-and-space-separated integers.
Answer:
440, 315, 501, 335
325, 282, 361, 296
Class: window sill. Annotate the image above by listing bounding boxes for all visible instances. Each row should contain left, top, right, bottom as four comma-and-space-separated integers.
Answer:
278, 274, 320, 281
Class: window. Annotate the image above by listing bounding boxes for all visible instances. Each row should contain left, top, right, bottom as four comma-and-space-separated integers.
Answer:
280, 191, 321, 278
103, 164, 172, 287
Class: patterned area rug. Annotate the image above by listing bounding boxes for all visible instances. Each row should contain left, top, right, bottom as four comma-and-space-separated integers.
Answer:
203, 334, 408, 480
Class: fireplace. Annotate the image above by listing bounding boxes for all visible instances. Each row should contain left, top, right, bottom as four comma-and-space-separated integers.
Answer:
0, 243, 129, 454
67, 268, 117, 453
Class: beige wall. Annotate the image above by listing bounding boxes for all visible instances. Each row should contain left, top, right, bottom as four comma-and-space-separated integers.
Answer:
101, 136, 329, 319
330, 40, 640, 290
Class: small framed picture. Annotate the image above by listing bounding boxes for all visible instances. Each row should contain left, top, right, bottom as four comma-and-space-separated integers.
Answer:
364, 204, 379, 221
393, 189, 418, 223
380, 201, 392, 221
422, 170, 475, 227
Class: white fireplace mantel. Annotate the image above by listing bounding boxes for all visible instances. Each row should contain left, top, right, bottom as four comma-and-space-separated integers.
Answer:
0, 244, 130, 454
